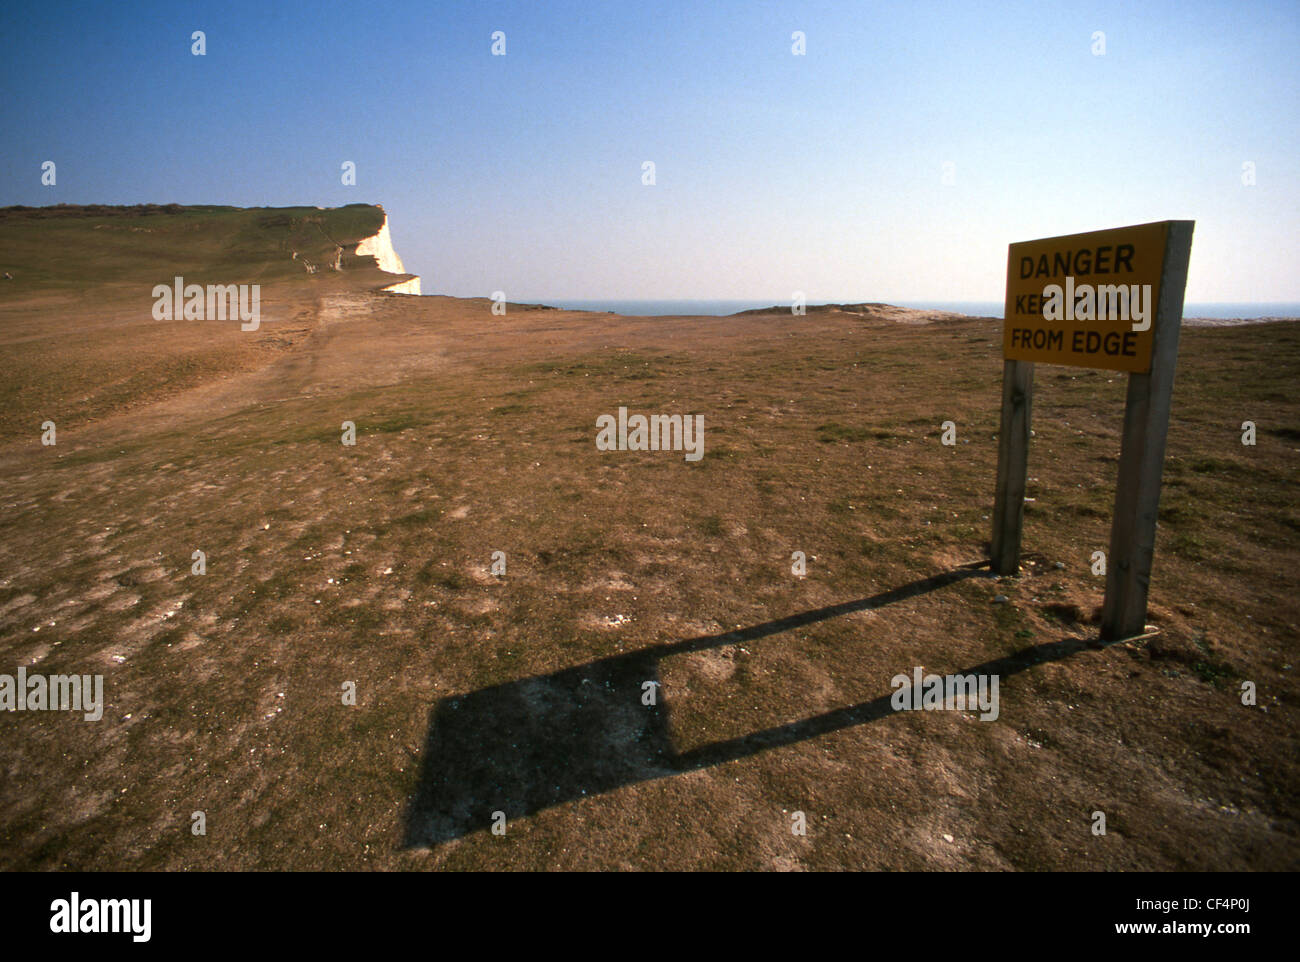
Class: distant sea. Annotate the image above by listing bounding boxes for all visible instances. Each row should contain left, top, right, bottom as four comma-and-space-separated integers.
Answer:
543, 299, 1300, 320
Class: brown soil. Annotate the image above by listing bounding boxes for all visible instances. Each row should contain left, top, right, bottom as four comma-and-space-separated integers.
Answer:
0, 284, 1296, 870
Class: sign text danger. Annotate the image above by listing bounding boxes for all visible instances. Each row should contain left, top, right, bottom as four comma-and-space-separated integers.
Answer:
1002, 222, 1170, 373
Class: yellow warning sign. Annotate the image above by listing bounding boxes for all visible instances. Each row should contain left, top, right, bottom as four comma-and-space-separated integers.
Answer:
1003, 221, 1170, 373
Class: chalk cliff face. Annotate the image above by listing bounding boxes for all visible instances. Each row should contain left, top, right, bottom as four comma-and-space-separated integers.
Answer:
355, 213, 421, 295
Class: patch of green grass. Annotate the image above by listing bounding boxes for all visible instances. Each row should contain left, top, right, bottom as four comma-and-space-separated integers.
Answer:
1056, 499, 1108, 519
1188, 457, 1244, 476
697, 515, 724, 537
698, 444, 741, 463
816, 422, 874, 443
392, 508, 441, 527
436, 569, 468, 590
365, 412, 427, 434
1190, 659, 1236, 687
994, 602, 1024, 635
1166, 531, 1210, 562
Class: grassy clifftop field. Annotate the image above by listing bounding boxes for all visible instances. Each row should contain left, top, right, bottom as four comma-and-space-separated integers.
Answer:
0, 207, 1297, 870
0, 204, 416, 438
0, 203, 396, 291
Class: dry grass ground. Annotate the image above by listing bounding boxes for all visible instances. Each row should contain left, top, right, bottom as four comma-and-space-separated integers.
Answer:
0, 224, 1297, 869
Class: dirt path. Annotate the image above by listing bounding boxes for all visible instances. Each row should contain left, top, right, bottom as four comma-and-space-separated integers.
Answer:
1, 289, 453, 460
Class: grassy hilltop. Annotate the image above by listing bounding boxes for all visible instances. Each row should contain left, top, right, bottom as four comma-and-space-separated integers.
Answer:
0, 204, 415, 438
0, 208, 1297, 870
0, 203, 393, 291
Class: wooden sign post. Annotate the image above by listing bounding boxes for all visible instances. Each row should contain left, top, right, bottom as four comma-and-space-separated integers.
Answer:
990, 220, 1195, 641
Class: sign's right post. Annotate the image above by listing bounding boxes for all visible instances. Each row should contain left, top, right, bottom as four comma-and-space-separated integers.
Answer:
1101, 221, 1196, 641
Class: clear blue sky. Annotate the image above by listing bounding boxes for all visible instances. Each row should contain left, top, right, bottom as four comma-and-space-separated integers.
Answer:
2, 0, 1297, 302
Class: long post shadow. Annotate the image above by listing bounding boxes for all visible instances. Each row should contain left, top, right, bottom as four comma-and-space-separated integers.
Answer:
402, 562, 1103, 847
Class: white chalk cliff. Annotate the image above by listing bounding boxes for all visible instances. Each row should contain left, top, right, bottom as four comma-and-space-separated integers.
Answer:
355, 212, 421, 295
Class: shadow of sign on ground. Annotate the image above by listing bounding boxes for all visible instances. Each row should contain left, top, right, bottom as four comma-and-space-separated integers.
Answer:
402, 562, 1106, 847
